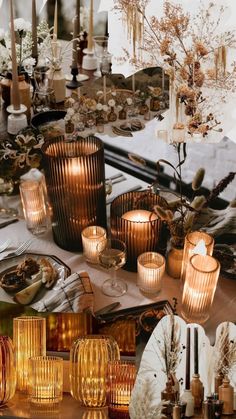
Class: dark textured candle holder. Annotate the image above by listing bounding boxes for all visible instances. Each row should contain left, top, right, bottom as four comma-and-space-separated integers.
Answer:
66, 67, 83, 90
110, 191, 167, 271
42, 136, 107, 251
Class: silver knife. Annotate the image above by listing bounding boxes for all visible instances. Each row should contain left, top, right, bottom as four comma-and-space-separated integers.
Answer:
0, 219, 19, 229
94, 302, 121, 317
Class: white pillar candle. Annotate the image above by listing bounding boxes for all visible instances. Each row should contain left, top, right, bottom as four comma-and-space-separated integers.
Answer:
137, 252, 165, 294
81, 226, 107, 263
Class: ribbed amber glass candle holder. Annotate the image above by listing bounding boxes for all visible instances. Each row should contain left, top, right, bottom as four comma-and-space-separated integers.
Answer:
137, 252, 165, 294
180, 231, 214, 284
0, 336, 16, 406
110, 191, 166, 271
28, 356, 63, 404
107, 360, 137, 419
181, 254, 220, 324
13, 316, 46, 391
70, 335, 120, 407
42, 136, 107, 251
46, 313, 93, 352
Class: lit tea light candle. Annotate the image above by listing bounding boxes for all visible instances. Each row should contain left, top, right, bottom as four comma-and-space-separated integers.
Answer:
181, 253, 220, 324
181, 231, 214, 284
19, 180, 48, 235
137, 252, 165, 294
122, 209, 157, 223
81, 226, 107, 263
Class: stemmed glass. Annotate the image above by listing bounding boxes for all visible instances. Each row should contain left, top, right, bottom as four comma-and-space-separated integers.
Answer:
0, 178, 18, 217
93, 36, 109, 78
97, 238, 127, 297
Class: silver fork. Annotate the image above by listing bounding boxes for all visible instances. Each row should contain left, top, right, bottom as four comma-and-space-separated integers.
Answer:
0, 239, 11, 253
3, 239, 33, 259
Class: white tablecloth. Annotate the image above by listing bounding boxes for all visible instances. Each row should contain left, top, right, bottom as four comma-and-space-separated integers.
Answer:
0, 165, 236, 345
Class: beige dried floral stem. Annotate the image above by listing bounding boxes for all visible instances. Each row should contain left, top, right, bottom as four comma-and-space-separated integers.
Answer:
214, 322, 236, 378
114, 0, 236, 136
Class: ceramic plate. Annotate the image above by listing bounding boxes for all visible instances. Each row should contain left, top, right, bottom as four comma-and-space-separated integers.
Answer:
0, 253, 71, 306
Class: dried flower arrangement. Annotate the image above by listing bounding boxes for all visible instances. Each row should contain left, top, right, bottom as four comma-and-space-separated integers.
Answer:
129, 377, 167, 419
114, 0, 236, 138
214, 322, 236, 379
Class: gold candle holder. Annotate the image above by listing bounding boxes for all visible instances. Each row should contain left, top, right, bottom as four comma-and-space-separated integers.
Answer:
28, 356, 63, 404
0, 336, 16, 406
13, 316, 46, 391
82, 226, 107, 263
181, 231, 214, 284
137, 252, 165, 294
110, 191, 166, 271
70, 335, 120, 407
181, 254, 220, 324
46, 313, 93, 352
107, 360, 137, 419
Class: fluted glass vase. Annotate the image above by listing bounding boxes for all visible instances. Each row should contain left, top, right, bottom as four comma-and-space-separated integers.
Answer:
0, 336, 16, 406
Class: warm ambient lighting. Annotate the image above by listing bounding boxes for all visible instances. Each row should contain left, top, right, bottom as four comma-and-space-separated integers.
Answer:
137, 252, 165, 294
121, 209, 158, 222
181, 231, 214, 284
181, 254, 220, 324
0, 336, 16, 406
19, 180, 48, 235
82, 226, 107, 263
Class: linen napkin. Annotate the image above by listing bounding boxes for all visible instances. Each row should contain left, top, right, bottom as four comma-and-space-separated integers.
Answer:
32, 271, 94, 313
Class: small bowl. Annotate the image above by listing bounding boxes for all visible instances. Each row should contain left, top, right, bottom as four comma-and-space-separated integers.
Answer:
31, 110, 66, 130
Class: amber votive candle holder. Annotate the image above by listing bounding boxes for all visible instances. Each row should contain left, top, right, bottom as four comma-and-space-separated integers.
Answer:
137, 252, 165, 294
19, 180, 48, 235
180, 231, 214, 284
181, 254, 220, 324
13, 316, 46, 392
28, 356, 63, 404
107, 360, 137, 419
0, 336, 16, 406
82, 225, 107, 263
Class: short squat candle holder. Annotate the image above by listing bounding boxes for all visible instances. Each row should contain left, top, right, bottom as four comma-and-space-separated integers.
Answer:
81, 225, 107, 264
137, 252, 165, 294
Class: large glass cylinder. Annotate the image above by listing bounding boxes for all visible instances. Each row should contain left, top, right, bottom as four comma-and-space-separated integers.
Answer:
70, 335, 120, 407
180, 231, 214, 284
42, 136, 107, 251
181, 254, 220, 324
0, 336, 16, 406
110, 191, 166, 271
13, 316, 46, 391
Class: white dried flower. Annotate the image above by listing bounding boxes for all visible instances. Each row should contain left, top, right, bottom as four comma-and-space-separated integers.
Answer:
64, 115, 71, 122
117, 105, 123, 111
22, 57, 36, 67
96, 103, 103, 111
108, 99, 115, 107
13, 18, 31, 32
96, 90, 103, 96
127, 97, 133, 105
67, 108, 75, 117
102, 105, 109, 112
111, 90, 117, 96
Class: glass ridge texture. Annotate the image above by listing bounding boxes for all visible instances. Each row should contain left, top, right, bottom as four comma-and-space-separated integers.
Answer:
42, 136, 107, 251
19, 180, 48, 235
181, 254, 220, 324
28, 356, 63, 404
181, 231, 214, 284
70, 335, 120, 407
13, 316, 46, 391
0, 336, 16, 406
137, 252, 165, 294
110, 191, 166, 271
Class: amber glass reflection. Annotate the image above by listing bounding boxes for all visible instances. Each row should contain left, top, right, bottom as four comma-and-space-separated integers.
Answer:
13, 316, 46, 391
98, 320, 136, 356
107, 360, 137, 419
0, 336, 16, 406
42, 136, 107, 251
181, 254, 220, 324
110, 191, 166, 271
70, 335, 120, 407
46, 313, 93, 352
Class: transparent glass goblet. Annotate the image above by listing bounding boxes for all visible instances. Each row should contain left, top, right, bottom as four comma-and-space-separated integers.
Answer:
97, 238, 127, 297
0, 178, 18, 218
93, 36, 109, 78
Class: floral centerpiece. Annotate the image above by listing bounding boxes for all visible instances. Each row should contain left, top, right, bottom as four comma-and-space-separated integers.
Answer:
114, 0, 236, 139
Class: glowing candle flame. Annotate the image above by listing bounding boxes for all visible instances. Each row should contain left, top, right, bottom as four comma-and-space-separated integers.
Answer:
191, 239, 207, 256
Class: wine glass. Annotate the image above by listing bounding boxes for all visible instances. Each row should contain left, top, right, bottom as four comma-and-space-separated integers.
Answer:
0, 178, 18, 218
93, 36, 109, 78
97, 238, 127, 297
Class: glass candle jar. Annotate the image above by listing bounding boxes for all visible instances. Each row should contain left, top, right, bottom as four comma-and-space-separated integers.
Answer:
137, 252, 165, 294
70, 335, 120, 407
13, 316, 46, 391
81, 226, 107, 264
181, 231, 214, 284
107, 360, 137, 418
181, 254, 220, 324
0, 336, 16, 406
28, 356, 63, 404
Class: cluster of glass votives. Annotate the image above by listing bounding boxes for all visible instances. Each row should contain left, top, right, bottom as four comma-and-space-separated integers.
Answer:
0, 316, 136, 416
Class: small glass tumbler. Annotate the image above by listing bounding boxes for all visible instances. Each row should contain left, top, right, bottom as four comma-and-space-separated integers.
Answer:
81, 226, 107, 264
107, 360, 137, 418
28, 356, 63, 404
19, 180, 49, 235
137, 252, 165, 294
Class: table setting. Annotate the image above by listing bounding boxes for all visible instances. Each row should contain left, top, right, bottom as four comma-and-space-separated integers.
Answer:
0, 0, 236, 418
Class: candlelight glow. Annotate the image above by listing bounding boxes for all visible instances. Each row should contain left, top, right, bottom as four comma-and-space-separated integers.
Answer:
107, 360, 136, 414
122, 209, 158, 222
192, 239, 207, 256
137, 252, 165, 294
82, 226, 107, 263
